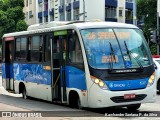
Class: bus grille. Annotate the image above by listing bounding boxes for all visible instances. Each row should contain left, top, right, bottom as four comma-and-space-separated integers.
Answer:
110, 94, 147, 103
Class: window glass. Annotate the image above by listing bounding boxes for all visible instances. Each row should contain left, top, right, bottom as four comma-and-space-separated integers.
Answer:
44, 35, 51, 62
15, 38, 21, 60
15, 38, 27, 61
20, 37, 27, 60
69, 33, 83, 63
67, 11, 71, 21
31, 36, 41, 61
81, 28, 152, 69
74, 8, 79, 20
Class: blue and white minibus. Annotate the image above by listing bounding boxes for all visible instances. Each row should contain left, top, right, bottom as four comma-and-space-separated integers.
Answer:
2, 21, 156, 110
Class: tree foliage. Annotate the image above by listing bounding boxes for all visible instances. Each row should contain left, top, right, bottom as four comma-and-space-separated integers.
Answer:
137, 0, 157, 54
16, 20, 28, 32
0, 0, 27, 40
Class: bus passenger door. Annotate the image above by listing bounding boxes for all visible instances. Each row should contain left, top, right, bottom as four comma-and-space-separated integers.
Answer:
3, 39, 14, 91
52, 31, 67, 103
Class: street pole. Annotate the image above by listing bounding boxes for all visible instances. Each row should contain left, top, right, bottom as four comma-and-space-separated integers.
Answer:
133, 0, 137, 25
157, 12, 159, 55
83, 0, 85, 21
157, 0, 160, 55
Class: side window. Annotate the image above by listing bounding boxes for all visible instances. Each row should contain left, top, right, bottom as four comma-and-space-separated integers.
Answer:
69, 33, 83, 64
31, 36, 41, 61
44, 35, 51, 62
15, 38, 20, 60
20, 38, 27, 59
15, 37, 27, 61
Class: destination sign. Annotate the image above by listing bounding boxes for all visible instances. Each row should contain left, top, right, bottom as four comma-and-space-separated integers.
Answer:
84, 32, 130, 40
102, 55, 119, 63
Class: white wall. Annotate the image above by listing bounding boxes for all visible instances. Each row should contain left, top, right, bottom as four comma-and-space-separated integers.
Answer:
158, 0, 160, 16
79, 0, 105, 21
117, 0, 125, 23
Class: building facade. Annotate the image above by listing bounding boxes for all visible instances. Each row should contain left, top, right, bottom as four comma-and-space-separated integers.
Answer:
23, 0, 37, 25
24, 0, 136, 25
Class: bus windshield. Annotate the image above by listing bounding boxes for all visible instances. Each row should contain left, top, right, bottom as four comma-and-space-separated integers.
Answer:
81, 28, 153, 69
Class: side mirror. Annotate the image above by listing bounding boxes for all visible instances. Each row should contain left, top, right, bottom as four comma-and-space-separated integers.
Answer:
155, 66, 157, 69
154, 64, 157, 69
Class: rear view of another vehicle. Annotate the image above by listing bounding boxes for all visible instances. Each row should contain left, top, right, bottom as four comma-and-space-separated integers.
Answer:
153, 56, 160, 92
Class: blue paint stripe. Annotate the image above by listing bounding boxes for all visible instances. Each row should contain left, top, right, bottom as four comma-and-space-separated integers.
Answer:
66, 66, 87, 90
105, 78, 148, 91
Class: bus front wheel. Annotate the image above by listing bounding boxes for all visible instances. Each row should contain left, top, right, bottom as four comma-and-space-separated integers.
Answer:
77, 97, 82, 109
69, 91, 82, 109
127, 104, 141, 111
22, 87, 27, 99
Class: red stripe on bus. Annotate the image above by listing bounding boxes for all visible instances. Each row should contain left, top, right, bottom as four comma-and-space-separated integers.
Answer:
5, 37, 14, 41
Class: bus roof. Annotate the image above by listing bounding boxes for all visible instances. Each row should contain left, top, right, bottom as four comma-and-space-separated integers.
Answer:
73, 22, 138, 29
3, 21, 138, 38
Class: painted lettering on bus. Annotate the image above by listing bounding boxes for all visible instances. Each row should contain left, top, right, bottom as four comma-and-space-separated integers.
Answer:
84, 32, 130, 40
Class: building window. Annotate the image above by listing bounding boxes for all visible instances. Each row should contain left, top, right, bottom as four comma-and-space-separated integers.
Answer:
60, 0, 64, 6
39, 3, 43, 12
44, 16, 48, 22
125, 9, 133, 20
29, 0, 32, 4
105, 6, 116, 18
50, 0, 54, 8
29, 11, 33, 18
26, 12, 28, 21
67, 0, 71, 3
39, 17, 42, 23
73, 8, 79, 20
126, 0, 133, 3
67, 11, 71, 21
50, 15, 54, 21
26, 0, 28, 6
44, 0, 48, 11
60, 12, 65, 21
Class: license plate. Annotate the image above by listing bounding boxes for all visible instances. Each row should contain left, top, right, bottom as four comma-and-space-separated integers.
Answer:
124, 94, 136, 99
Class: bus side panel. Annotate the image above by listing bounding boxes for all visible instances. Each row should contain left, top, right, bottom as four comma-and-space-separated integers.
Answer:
2, 63, 14, 90
66, 66, 86, 90
13, 63, 52, 101
65, 66, 88, 107
2, 63, 7, 89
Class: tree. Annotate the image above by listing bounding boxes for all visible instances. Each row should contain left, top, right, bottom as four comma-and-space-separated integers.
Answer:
16, 20, 28, 32
0, 0, 27, 39
137, 0, 157, 54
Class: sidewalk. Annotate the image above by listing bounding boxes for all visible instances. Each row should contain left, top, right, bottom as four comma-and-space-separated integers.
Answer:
0, 76, 21, 97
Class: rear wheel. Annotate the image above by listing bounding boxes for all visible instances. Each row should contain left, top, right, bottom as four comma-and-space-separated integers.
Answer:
22, 87, 27, 99
127, 104, 141, 111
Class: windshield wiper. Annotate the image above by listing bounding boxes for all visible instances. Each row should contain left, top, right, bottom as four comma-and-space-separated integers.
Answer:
108, 42, 116, 72
112, 29, 126, 68
124, 41, 144, 71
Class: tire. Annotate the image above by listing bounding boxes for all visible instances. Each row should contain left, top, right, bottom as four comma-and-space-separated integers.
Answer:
77, 97, 82, 109
22, 87, 27, 99
69, 92, 82, 109
127, 104, 141, 111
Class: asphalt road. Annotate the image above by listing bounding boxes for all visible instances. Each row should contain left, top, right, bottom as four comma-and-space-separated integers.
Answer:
0, 76, 160, 120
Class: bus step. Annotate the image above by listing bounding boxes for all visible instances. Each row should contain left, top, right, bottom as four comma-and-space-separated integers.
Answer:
52, 98, 61, 101
7, 90, 15, 93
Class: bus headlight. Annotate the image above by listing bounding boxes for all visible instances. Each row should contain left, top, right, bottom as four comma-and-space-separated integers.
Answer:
91, 76, 108, 90
147, 72, 155, 87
